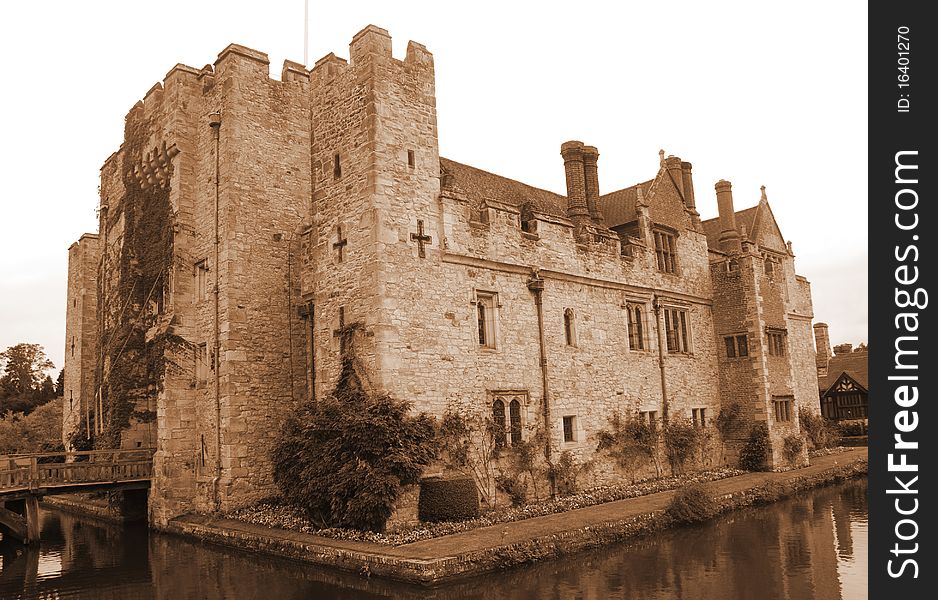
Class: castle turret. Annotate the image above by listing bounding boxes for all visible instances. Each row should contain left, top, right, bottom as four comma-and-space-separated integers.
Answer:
814, 322, 832, 375
715, 179, 742, 254
561, 141, 592, 231
582, 145, 604, 226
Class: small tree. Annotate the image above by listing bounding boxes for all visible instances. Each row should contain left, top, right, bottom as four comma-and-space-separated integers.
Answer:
271, 350, 437, 532
437, 407, 500, 507
739, 423, 770, 471
663, 416, 702, 474
596, 412, 658, 482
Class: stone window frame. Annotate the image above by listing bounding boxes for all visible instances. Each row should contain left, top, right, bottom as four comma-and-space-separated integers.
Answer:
762, 250, 784, 280
773, 395, 794, 422
639, 410, 659, 432
560, 414, 584, 446
652, 226, 679, 275
193, 259, 209, 303
724, 333, 749, 359
766, 328, 787, 357
692, 407, 708, 427
563, 308, 577, 348
625, 300, 649, 352
472, 289, 500, 351
194, 342, 208, 388
661, 304, 692, 355
491, 390, 528, 448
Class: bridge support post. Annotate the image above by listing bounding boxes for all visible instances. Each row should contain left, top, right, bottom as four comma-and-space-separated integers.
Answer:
25, 495, 41, 544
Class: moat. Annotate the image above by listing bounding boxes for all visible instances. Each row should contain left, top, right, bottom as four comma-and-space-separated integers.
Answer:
1, 479, 867, 599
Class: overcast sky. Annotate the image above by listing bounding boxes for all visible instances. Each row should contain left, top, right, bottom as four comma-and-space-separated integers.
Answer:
0, 1, 867, 373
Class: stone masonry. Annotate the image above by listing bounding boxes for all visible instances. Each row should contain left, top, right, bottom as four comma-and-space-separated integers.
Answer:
64, 25, 821, 526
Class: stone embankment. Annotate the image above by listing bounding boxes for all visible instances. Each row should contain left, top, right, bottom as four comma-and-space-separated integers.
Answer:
162, 448, 867, 585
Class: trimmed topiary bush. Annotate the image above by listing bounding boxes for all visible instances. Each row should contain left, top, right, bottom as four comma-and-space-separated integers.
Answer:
418, 476, 480, 522
665, 483, 717, 525
739, 423, 770, 471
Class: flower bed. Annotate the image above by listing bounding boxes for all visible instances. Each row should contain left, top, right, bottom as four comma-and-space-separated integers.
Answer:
228, 467, 743, 546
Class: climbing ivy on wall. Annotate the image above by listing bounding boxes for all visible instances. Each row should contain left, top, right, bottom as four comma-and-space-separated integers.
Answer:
94, 109, 173, 449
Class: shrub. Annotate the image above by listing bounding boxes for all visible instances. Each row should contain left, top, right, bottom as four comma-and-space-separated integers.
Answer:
596, 413, 657, 481
418, 476, 480, 522
783, 434, 804, 464
550, 450, 588, 497
663, 417, 701, 473
665, 483, 716, 525
495, 474, 528, 507
799, 408, 839, 450
839, 421, 866, 437
271, 356, 437, 532
739, 423, 770, 471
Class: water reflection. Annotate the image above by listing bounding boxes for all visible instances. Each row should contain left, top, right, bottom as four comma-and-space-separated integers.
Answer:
0, 479, 867, 599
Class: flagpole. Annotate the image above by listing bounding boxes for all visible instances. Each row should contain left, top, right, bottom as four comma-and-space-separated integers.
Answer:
304, 0, 309, 66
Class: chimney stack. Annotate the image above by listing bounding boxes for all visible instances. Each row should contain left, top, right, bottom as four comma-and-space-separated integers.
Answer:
814, 322, 832, 372
665, 156, 685, 198
715, 180, 741, 254
561, 141, 592, 230
681, 162, 696, 212
833, 343, 853, 356
581, 145, 604, 226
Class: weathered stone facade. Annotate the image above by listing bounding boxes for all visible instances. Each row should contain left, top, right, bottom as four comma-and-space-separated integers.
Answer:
63, 234, 100, 450
64, 25, 820, 526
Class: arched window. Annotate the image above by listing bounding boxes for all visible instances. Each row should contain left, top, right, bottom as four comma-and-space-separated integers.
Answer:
564, 308, 575, 346
492, 399, 507, 448
509, 398, 522, 445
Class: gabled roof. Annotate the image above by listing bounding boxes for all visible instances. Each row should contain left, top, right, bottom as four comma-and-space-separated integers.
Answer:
819, 349, 869, 394
440, 157, 567, 216
597, 180, 654, 228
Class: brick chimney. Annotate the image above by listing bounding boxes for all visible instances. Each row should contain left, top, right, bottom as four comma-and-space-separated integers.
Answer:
582, 145, 604, 226
665, 156, 685, 198
833, 343, 853, 355
561, 141, 591, 230
814, 322, 832, 372
681, 162, 696, 212
715, 180, 741, 254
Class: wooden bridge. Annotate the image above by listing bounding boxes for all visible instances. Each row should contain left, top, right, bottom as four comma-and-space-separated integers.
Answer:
0, 449, 153, 545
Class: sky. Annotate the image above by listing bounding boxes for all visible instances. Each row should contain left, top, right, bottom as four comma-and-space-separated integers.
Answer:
0, 1, 867, 373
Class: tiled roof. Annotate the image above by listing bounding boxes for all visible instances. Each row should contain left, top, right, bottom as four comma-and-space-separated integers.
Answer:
440, 158, 567, 216
700, 205, 759, 250
597, 180, 655, 228
819, 349, 869, 393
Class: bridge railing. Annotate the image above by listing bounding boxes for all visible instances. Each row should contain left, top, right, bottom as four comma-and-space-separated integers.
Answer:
0, 449, 154, 493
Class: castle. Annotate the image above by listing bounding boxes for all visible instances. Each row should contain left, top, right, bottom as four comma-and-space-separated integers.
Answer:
63, 25, 820, 526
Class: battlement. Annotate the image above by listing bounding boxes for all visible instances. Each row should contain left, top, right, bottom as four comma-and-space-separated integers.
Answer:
310, 25, 434, 89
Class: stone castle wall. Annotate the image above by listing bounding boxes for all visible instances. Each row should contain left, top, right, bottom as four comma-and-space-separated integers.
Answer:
68, 25, 825, 526
63, 234, 100, 449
